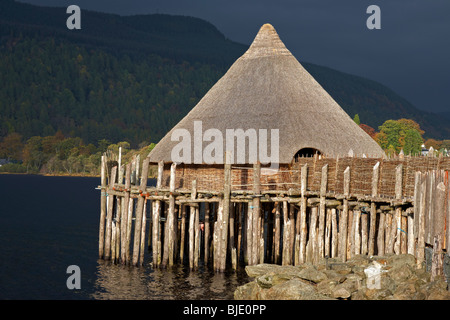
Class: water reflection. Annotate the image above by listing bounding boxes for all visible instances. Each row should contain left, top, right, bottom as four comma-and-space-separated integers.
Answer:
92, 260, 249, 300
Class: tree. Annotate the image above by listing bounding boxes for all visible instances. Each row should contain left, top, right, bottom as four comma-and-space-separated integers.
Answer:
0, 133, 24, 161
359, 123, 376, 139
353, 114, 360, 125
376, 119, 424, 154
424, 138, 442, 150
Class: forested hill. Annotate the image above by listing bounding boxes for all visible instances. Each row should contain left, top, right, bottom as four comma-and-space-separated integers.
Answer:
0, 0, 448, 149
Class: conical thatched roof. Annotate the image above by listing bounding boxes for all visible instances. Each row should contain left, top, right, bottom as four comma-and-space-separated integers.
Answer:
148, 23, 385, 164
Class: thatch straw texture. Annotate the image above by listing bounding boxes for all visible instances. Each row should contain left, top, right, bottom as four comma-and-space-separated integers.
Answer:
149, 23, 385, 164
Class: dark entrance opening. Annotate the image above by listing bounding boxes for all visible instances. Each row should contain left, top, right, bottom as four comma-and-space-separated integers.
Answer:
294, 148, 321, 161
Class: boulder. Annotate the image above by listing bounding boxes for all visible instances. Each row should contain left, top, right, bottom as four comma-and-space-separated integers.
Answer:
234, 254, 450, 300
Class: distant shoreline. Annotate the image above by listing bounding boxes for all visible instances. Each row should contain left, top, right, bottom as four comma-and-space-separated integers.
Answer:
0, 172, 100, 178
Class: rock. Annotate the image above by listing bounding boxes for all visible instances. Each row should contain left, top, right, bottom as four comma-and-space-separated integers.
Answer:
388, 263, 414, 283
351, 288, 369, 300
332, 284, 352, 299
365, 288, 393, 300
234, 254, 450, 300
245, 264, 284, 278
424, 278, 450, 300
386, 253, 416, 268
317, 279, 338, 296
256, 274, 274, 289
322, 269, 346, 283
234, 281, 260, 300
259, 278, 334, 300
328, 262, 352, 275
245, 264, 308, 279
347, 254, 371, 267
297, 266, 327, 283
393, 282, 416, 300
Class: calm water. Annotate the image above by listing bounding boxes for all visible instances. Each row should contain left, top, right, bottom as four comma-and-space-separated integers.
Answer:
0, 174, 248, 300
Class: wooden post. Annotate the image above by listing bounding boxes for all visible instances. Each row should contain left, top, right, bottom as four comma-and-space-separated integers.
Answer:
361, 210, 368, 255
331, 208, 338, 258
99, 155, 107, 259
189, 180, 198, 270
194, 202, 200, 270
289, 204, 295, 264
377, 211, 386, 257
203, 203, 210, 265
393, 164, 403, 255
282, 219, 291, 266
325, 208, 331, 257
104, 166, 117, 261
274, 202, 281, 264
309, 206, 318, 264
179, 205, 186, 264
369, 161, 379, 256
229, 203, 235, 267
246, 201, 253, 265
165, 163, 177, 267
339, 166, 350, 262
220, 158, 232, 272
417, 174, 426, 269
401, 215, 407, 254
111, 195, 117, 263
120, 163, 131, 264
318, 164, 328, 261
132, 157, 150, 266
431, 233, 443, 281
152, 161, 163, 267
282, 201, 291, 265
139, 198, 148, 264
252, 162, 261, 267
299, 164, 308, 264
237, 203, 243, 266
353, 210, 361, 256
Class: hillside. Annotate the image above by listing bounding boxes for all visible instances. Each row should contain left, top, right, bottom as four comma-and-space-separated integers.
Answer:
0, 0, 448, 148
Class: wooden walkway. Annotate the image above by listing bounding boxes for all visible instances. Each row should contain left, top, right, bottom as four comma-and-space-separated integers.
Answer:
97, 153, 449, 278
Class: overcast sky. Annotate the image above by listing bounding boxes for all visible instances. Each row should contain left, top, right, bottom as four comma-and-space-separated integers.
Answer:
19, 0, 450, 114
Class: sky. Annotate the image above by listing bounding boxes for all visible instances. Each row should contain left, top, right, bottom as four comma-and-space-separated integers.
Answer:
19, 0, 450, 114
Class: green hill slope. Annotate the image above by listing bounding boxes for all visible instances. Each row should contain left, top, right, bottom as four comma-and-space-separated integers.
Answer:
0, 0, 448, 148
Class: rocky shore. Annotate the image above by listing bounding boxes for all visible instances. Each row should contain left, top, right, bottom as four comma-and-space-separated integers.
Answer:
234, 254, 450, 300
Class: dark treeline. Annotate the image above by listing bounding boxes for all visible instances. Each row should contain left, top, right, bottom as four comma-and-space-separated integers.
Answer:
0, 130, 155, 175
0, 35, 225, 146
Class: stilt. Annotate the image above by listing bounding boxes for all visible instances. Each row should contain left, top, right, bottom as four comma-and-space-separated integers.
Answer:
318, 164, 328, 260
339, 166, 350, 262
132, 157, 150, 266
189, 180, 198, 270
246, 201, 253, 265
331, 208, 338, 258
99, 155, 107, 259
325, 208, 331, 257
361, 209, 368, 255
104, 166, 117, 261
368, 162, 380, 256
166, 163, 177, 267
274, 202, 281, 264
251, 162, 261, 267
152, 161, 163, 268
204, 203, 210, 265
299, 164, 308, 264
220, 159, 232, 272
121, 163, 131, 264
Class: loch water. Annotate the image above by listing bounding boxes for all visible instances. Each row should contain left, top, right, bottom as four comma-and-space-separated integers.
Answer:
0, 174, 248, 300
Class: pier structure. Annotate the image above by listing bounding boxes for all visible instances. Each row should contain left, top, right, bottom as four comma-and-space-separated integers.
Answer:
98, 152, 450, 278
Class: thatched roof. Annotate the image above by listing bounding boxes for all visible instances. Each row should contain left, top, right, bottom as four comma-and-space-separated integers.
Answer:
148, 23, 385, 164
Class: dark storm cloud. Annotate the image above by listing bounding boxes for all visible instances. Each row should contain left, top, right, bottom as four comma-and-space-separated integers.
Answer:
18, 0, 450, 113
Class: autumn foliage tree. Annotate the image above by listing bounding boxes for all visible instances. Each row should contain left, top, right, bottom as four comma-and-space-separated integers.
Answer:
375, 119, 424, 155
